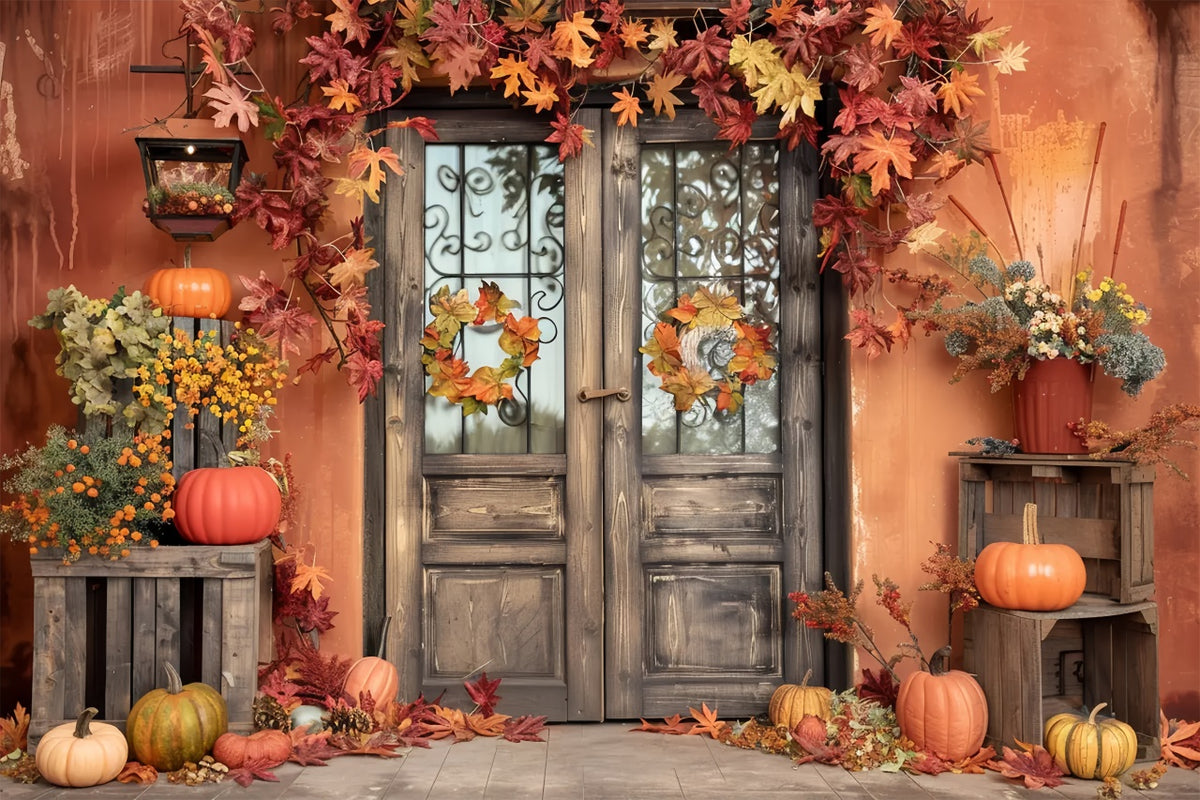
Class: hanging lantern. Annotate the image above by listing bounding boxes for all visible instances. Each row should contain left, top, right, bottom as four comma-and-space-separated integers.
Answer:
136, 118, 247, 242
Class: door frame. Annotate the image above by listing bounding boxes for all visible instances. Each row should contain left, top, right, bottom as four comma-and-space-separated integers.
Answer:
362, 102, 853, 707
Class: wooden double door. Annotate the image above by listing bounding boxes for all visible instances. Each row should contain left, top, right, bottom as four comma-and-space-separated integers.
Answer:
371, 109, 825, 720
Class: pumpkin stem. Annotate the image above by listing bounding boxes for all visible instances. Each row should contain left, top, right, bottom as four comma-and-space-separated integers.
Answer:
183, 244, 192, 269
1088, 702, 1109, 724
930, 645, 953, 676
73, 707, 100, 739
376, 615, 392, 659
164, 661, 184, 694
1022, 503, 1041, 545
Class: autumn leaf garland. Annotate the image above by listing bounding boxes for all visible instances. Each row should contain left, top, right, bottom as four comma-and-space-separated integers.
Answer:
181, 0, 1025, 401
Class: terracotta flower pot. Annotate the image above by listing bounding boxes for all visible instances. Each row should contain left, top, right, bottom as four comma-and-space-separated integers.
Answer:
1012, 358, 1094, 454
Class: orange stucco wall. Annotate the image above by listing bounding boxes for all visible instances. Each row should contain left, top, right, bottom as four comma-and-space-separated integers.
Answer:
1, 1, 1197, 720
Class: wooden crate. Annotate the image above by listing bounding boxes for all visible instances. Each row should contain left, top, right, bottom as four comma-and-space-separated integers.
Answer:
29, 540, 272, 741
957, 454, 1155, 604
963, 596, 1159, 758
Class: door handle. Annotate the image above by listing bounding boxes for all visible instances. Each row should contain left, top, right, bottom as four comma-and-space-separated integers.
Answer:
577, 386, 631, 402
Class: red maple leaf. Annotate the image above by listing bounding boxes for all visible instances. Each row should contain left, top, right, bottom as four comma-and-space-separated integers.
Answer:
839, 43, 884, 92
546, 112, 590, 161
464, 672, 503, 716
831, 247, 879, 296
388, 115, 440, 141
855, 666, 899, 707
344, 351, 383, 401
228, 757, 281, 787
666, 26, 730, 80
288, 729, 340, 766
989, 744, 1066, 789
844, 309, 895, 359
301, 31, 368, 84
715, 102, 758, 149
502, 715, 548, 742
690, 74, 739, 119
258, 304, 319, 357
719, 0, 752, 34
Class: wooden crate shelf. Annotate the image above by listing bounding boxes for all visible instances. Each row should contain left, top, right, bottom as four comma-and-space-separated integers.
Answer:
29, 540, 272, 741
957, 454, 1155, 604
963, 596, 1159, 758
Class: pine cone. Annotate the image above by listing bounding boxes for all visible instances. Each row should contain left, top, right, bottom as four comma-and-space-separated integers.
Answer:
252, 694, 293, 732
328, 705, 373, 735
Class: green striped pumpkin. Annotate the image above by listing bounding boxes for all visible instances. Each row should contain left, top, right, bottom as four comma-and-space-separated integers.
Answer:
125, 662, 227, 771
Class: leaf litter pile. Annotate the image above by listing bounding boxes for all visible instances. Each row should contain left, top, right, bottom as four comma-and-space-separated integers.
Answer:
633, 690, 1200, 792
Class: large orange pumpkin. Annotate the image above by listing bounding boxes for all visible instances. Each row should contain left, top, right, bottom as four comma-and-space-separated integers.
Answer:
125, 663, 228, 771
173, 466, 282, 546
343, 656, 399, 707
143, 266, 232, 318
895, 647, 988, 762
35, 707, 128, 787
974, 503, 1087, 611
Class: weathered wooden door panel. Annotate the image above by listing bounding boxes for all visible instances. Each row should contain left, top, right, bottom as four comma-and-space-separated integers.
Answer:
380, 108, 822, 721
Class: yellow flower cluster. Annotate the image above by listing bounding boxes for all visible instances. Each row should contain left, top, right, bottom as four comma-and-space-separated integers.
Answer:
132, 324, 287, 449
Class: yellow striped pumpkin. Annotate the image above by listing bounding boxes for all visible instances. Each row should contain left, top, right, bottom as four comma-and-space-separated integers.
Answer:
1043, 702, 1138, 779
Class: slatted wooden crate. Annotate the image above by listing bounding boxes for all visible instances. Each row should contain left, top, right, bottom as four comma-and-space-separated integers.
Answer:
957, 454, 1155, 604
963, 596, 1159, 757
29, 539, 272, 741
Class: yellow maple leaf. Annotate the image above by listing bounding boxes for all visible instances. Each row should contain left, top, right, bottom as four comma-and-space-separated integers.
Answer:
728, 35, 781, 89
904, 221, 945, 254
552, 11, 600, 68
522, 79, 560, 114
862, 3, 903, 50
647, 17, 678, 52
969, 24, 1012, 57
937, 69, 986, 117
333, 176, 372, 201
429, 286, 478, 338
501, 0, 551, 33
377, 36, 430, 92
396, 0, 429, 38
328, 247, 379, 290
491, 55, 537, 98
610, 87, 642, 127
690, 286, 744, 328
322, 78, 362, 113
752, 64, 822, 126
662, 368, 717, 412
645, 72, 686, 120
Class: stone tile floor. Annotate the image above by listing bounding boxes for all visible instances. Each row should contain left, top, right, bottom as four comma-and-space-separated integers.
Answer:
2, 724, 1197, 799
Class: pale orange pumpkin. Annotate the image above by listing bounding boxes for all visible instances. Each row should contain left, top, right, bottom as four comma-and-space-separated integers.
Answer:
212, 729, 292, 768
895, 647, 988, 762
35, 707, 128, 788
974, 503, 1087, 611
343, 656, 399, 707
144, 266, 232, 318
768, 669, 833, 728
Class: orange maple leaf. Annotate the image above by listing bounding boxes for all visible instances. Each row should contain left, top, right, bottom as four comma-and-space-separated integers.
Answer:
291, 559, 333, 601
116, 761, 158, 784
0, 701, 29, 752
937, 69, 986, 117
852, 129, 916, 195
862, 3, 903, 49
490, 55, 537, 99
425, 351, 470, 402
522, 79, 560, 114
646, 71, 686, 120
321, 78, 362, 113
610, 88, 643, 127
687, 703, 728, 738
715, 381, 742, 413
347, 145, 403, 203
327, 247, 378, 290
473, 281, 521, 324
465, 366, 515, 405
551, 11, 600, 67
467, 713, 512, 737
499, 313, 542, 366
326, 0, 372, 46
639, 322, 683, 376
619, 18, 649, 50
632, 714, 694, 734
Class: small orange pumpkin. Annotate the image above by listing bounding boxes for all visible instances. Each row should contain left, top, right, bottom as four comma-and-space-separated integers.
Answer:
173, 466, 282, 546
895, 646, 988, 762
974, 503, 1087, 611
212, 729, 292, 769
144, 266, 232, 318
768, 669, 833, 728
343, 656, 399, 707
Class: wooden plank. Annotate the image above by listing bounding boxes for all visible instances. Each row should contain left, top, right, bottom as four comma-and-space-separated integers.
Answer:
427, 477, 562, 537
642, 681, 776, 717
221, 575, 257, 732
423, 453, 566, 476
644, 476, 780, 536
562, 107, 605, 720
642, 453, 783, 476
383, 119, 427, 703
104, 577, 132, 722
155, 578, 181, 677
200, 577, 223, 689
640, 541, 785, 564
980, 513, 1118, 559
30, 542, 268, 578
60, 577, 87, 720
978, 595, 1155, 621
31, 577, 66, 740
131, 577, 157, 700
602, 106, 644, 719
421, 542, 567, 565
